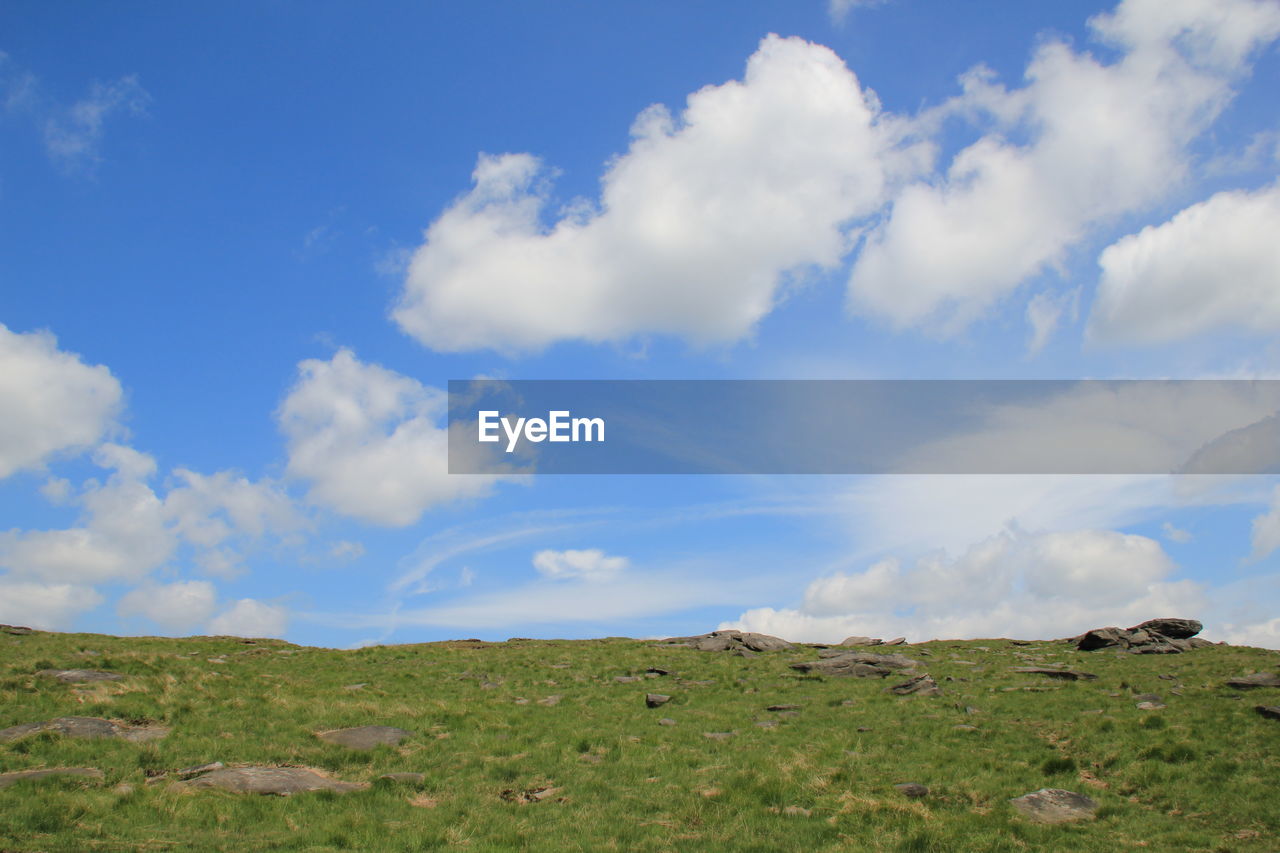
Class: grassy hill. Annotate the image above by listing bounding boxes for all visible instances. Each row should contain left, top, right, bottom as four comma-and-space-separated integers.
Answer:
1, 626, 1278, 851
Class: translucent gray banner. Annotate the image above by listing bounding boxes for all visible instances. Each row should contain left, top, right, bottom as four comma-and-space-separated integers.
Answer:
447, 380, 1280, 475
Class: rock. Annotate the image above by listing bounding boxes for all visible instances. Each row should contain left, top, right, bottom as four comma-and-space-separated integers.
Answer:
1255, 706, 1280, 721
1187, 637, 1215, 649
1, 624, 33, 635
703, 731, 735, 740
536, 695, 562, 706
1133, 693, 1162, 703
0, 767, 104, 788
500, 785, 562, 804
884, 637, 907, 646
1009, 788, 1098, 824
645, 667, 671, 676
793, 652, 920, 678
755, 720, 778, 728
888, 675, 942, 696
766, 704, 801, 711
1130, 618, 1202, 639
175, 762, 224, 779
663, 630, 792, 653
840, 636, 880, 646
184, 766, 367, 795
782, 805, 811, 817
614, 676, 641, 683
1136, 701, 1164, 710
379, 772, 426, 783
895, 783, 929, 798
343, 683, 368, 691
1226, 672, 1280, 689
1076, 628, 1128, 650
316, 725, 412, 750
645, 694, 671, 708
36, 669, 124, 683
658, 718, 677, 726
1010, 666, 1098, 681
0, 717, 169, 743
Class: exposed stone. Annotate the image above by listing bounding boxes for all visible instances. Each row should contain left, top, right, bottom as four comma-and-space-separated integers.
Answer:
36, 669, 123, 683
1009, 788, 1098, 824
884, 637, 907, 646
1226, 672, 1280, 689
175, 762, 224, 779
1, 624, 33, 635
1255, 706, 1280, 721
343, 683, 368, 691
663, 630, 792, 653
840, 636, 881, 647
793, 652, 919, 678
183, 766, 367, 795
1010, 667, 1098, 681
614, 676, 641, 683
703, 731, 735, 740
316, 725, 412, 750
782, 805, 811, 817
1130, 618, 1202, 639
536, 695, 562, 707
500, 785, 562, 803
0, 716, 168, 743
895, 783, 929, 798
645, 693, 671, 708
658, 718, 677, 726
1136, 701, 1165, 710
0, 767, 104, 788
766, 704, 801, 711
888, 675, 942, 696
645, 667, 670, 676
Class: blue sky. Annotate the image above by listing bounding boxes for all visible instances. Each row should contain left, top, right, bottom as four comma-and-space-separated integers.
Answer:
2, 0, 1279, 647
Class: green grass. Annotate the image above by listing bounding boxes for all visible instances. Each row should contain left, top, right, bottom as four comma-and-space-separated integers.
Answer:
1, 630, 1278, 851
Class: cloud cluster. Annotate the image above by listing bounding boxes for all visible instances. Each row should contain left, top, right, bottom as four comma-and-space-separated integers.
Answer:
393, 0, 1280, 353
725, 528, 1203, 642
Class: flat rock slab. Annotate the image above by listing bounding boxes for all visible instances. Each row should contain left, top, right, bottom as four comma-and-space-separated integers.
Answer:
895, 783, 929, 798
1, 624, 33, 635
1256, 705, 1280, 721
1009, 788, 1098, 824
1010, 667, 1098, 681
0, 717, 169, 743
888, 675, 942, 696
794, 652, 919, 678
316, 725, 412, 750
663, 630, 792, 653
36, 669, 123, 683
645, 694, 671, 708
0, 767, 104, 788
1130, 618, 1202, 639
184, 766, 367, 795
1227, 672, 1280, 689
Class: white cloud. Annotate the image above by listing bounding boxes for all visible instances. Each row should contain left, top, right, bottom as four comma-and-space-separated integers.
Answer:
828, 0, 885, 25
1250, 485, 1280, 560
0, 323, 122, 479
1219, 616, 1280, 648
163, 468, 302, 548
392, 34, 888, 352
1163, 521, 1194, 543
43, 74, 149, 170
846, 0, 1280, 332
1088, 181, 1280, 344
533, 548, 628, 581
0, 445, 174, 584
0, 580, 102, 630
277, 348, 509, 526
726, 528, 1203, 642
208, 598, 287, 638
117, 580, 217, 634
1025, 289, 1077, 355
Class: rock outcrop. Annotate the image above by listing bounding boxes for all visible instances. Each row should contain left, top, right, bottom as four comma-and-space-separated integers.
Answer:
790, 651, 920, 678
1074, 618, 1211, 654
0, 716, 169, 743
661, 630, 792, 653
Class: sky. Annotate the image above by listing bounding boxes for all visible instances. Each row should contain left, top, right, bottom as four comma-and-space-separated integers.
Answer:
2, 0, 1279, 648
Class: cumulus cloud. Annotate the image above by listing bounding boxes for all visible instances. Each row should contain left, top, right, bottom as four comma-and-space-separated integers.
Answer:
392, 34, 888, 352
163, 468, 302, 549
1219, 616, 1280, 648
846, 0, 1280, 333
0, 323, 122, 479
725, 528, 1203, 642
117, 580, 217, 634
0, 580, 102, 630
532, 548, 628, 581
0, 444, 173, 584
1088, 182, 1280, 344
208, 598, 287, 638
278, 349, 508, 526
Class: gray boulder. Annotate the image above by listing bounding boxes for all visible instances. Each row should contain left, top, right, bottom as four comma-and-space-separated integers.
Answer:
1009, 788, 1098, 824
0, 716, 168, 743
183, 766, 367, 795
888, 675, 942, 696
792, 652, 919, 678
1129, 618, 1202, 639
1226, 672, 1280, 689
316, 725, 411, 750
0, 767, 103, 788
1010, 667, 1098, 681
664, 630, 792, 653
36, 669, 123, 683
